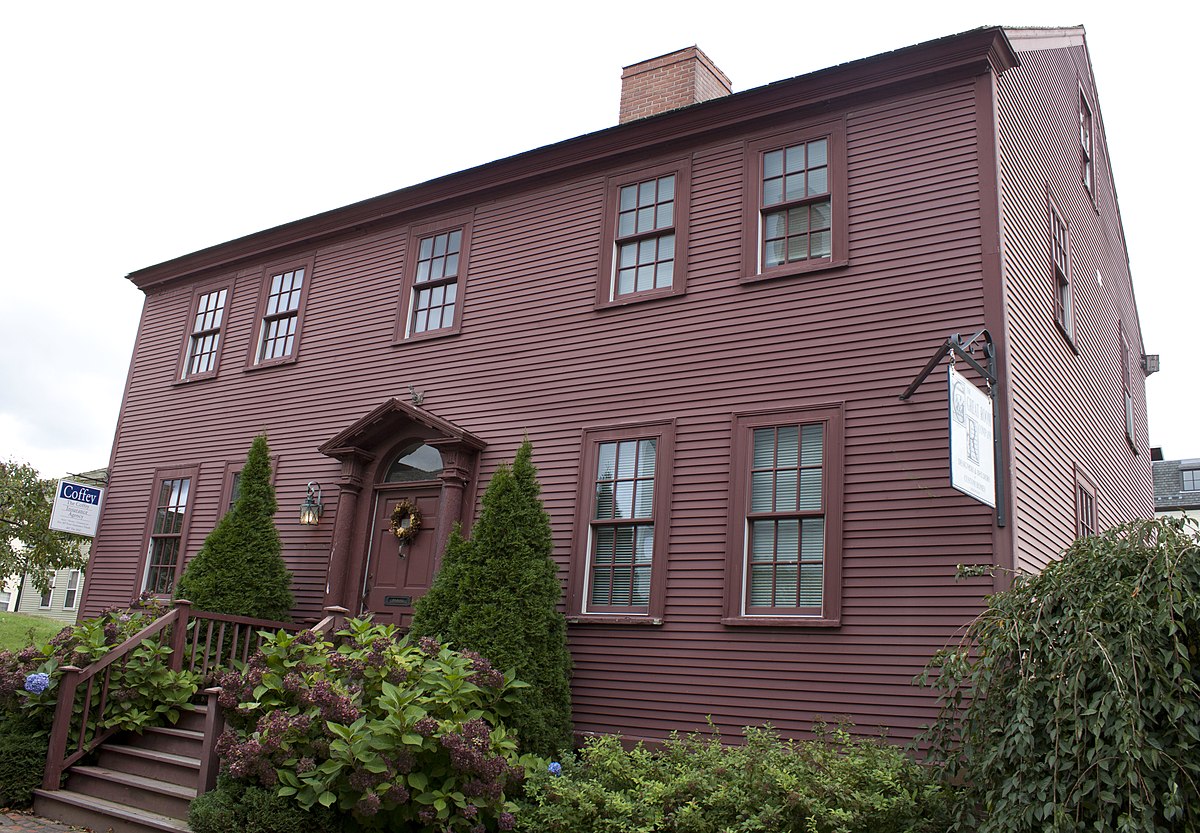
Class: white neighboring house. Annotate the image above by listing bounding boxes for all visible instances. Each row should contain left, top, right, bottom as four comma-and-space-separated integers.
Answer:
4, 468, 106, 623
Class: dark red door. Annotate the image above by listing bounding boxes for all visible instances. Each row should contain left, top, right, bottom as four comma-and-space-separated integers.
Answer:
363, 487, 440, 626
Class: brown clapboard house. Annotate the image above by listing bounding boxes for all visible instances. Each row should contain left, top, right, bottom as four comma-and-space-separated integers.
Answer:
82, 27, 1153, 744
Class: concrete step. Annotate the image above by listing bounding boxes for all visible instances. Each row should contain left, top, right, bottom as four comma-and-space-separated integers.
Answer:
33, 788, 191, 833
66, 766, 195, 821
97, 744, 201, 788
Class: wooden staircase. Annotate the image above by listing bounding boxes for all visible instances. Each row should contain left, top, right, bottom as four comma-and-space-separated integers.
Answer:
32, 705, 209, 833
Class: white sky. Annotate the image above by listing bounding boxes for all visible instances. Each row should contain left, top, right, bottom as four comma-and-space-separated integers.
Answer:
1, 1, 1196, 479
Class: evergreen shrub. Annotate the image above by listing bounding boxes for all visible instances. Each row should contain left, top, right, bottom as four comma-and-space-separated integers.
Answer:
213, 618, 536, 832
920, 516, 1200, 832
410, 440, 572, 756
0, 715, 48, 808
176, 434, 292, 621
516, 722, 956, 833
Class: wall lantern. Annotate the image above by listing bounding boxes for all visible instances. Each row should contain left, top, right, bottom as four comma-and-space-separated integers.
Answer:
299, 481, 323, 525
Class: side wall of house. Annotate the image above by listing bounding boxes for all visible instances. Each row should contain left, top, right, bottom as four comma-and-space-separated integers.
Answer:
996, 36, 1154, 573
85, 72, 998, 742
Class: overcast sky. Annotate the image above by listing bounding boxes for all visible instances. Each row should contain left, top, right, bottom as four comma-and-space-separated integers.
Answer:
2, 1, 1196, 479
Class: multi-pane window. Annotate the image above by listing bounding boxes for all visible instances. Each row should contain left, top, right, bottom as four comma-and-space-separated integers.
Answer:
746, 424, 826, 613
183, 288, 227, 378
588, 439, 657, 611
257, 267, 305, 362
1080, 92, 1094, 195
143, 477, 191, 594
39, 576, 53, 608
1183, 470, 1200, 492
1050, 204, 1071, 334
227, 471, 242, 513
1076, 477, 1097, 538
614, 175, 676, 297
63, 570, 81, 610
1120, 325, 1134, 442
761, 138, 831, 268
410, 230, 461, 335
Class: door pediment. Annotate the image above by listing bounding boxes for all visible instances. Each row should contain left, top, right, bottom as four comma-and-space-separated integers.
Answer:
319, 398, 486, 463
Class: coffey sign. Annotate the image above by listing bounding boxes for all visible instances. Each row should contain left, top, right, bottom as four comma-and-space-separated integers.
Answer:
947, 365, 996, 508
49, 480, 105, 537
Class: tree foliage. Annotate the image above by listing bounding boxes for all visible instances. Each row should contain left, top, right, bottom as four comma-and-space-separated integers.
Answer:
919, 516, 1200, 833
410, 440, 573, 756
0, 460, 88, 591
175, 435, 292, 621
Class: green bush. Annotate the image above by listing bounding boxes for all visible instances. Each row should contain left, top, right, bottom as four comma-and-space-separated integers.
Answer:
410, 439, 573, 756
919, 516, 1200, 832
214, 618, 536, 831
516, 722, 956, 833
189, 774, 347, 833
0, 715, 49, 808
176, 434, 292, 621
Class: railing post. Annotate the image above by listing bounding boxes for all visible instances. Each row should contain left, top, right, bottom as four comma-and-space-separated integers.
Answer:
324, 605, 349, 631
170, 599, 191, 672
43, 665, 81, 789
197, 687, 226, 795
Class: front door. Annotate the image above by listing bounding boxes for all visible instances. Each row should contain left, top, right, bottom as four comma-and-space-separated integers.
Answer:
362, 486, 441, 626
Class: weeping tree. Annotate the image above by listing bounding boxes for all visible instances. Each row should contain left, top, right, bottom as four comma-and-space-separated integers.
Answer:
175, 435, 292, 621
919, 516, 1200, 832
410, 440, 572, 755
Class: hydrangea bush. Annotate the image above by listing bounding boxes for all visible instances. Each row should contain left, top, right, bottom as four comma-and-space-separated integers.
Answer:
208, 618, 538, 832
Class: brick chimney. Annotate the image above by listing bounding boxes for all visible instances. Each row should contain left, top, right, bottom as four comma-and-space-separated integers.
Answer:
619, 46, 732, 124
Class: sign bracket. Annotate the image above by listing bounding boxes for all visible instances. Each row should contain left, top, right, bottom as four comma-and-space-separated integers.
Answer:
900, 330, 1005, 527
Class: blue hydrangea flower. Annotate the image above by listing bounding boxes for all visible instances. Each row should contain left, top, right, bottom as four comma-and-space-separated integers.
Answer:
24, 672, 50, 695
548, 761, 562, 776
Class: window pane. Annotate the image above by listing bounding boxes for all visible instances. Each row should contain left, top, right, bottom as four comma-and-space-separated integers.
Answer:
618, 212, 636, 238
751, 471, 774, 512
619, 184, 637, 212
800, 424, 823, 465
774, 563, 798, 607
777, 518, 800, 560
799, 564, 823, 607
775, 469, 797, 511
750, 519, 774, 561
638, 439, 657, 475
656, 202, 674, 229
801, 518, 824, 562
614, 526, 635, 563
637, 206, 655, 233
784, 172, 806, 202
616, 441, 637, 478
614, 482, 634, 518
763, 150, 783, 180
799, 469, 822, 511
808, 139, 827, 167
763, 178, 784, 206
655, 259, 674, 289
784, 144, 806, 173
776, 426, 799, 466
634, 480, 654, 518
808, 167, 828, 196
753, 428, 775, 468
811, 231, 832, 259
635, 525, 654, 563
749, 565, 774, 607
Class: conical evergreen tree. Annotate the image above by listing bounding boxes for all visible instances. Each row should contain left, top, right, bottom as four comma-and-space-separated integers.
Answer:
410, 440, 572, 755
175, 434, 293, 621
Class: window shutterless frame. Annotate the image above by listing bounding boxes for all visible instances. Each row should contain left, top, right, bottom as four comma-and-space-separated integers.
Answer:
1048, 194, 1074, 345
723, 404, 844, 627
742, 120, 848, 283
137, 465, 199, 596
176, 279, 233, 382
567, 420, 675, 623
63, 569, 81, 610
596, 160, 691, 308
1079, 88, 1094, 198
395, 212, 473, 342
246, 255, 315, 369
1074, 465, 1098, 539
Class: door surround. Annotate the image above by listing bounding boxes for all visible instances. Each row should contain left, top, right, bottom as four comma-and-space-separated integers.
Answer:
317, 398, 485, 613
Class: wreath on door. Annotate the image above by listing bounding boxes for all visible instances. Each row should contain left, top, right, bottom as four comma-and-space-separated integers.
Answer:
389, 499, 423, 544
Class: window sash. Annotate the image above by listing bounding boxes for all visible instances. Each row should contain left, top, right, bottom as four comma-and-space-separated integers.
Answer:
1183, 470, 1200, 492
760, 138, 832, 269
613, 174, 677, 299
586, 437, 657, 612
184, 288, 227, 378
63, 570, 80, 610
745, 422, 826, 615
256, 267, 305, 362
1080, 94, 1094, 193
143, 476, 191, 595
409, 229, 463, 335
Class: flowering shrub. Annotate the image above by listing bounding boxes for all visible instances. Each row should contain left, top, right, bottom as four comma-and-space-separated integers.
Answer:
0, 600, 198, 735
212, 618, 538, 832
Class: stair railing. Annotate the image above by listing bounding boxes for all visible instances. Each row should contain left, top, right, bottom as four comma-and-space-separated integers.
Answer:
42, 599, 324, 792
196, 605, 349, 794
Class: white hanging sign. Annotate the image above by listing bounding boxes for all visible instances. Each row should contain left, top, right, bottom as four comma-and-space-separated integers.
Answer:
948, 365, 996, 508
49, 480, 105, 537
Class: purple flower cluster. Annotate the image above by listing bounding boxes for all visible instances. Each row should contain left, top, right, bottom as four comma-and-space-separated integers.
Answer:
296, 678, 361, 725
460, 650, 504, 689
417, 636, 441, 656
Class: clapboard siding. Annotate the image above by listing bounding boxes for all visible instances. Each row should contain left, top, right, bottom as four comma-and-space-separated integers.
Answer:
84, 30, 1149, 745
995, 37, 1153, 574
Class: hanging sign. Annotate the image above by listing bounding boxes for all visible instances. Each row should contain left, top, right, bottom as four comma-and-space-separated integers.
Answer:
49, 480, 105, 537
948, 365, 996, 508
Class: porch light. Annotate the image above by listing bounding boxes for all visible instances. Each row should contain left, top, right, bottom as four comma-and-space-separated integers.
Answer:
299, 481, 323, 525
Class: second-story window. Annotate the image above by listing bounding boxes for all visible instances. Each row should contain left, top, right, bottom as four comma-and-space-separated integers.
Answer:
743, 121, 846, 281
258, 267, 305, 362
1080, 91, 1094, 196
182, 287, 228, 379
398, 214, 472, 340
411, 230, 461, 335
615, 174, 676, 297
1183, 469, 1200, 492
1050, 201, 1072, 338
